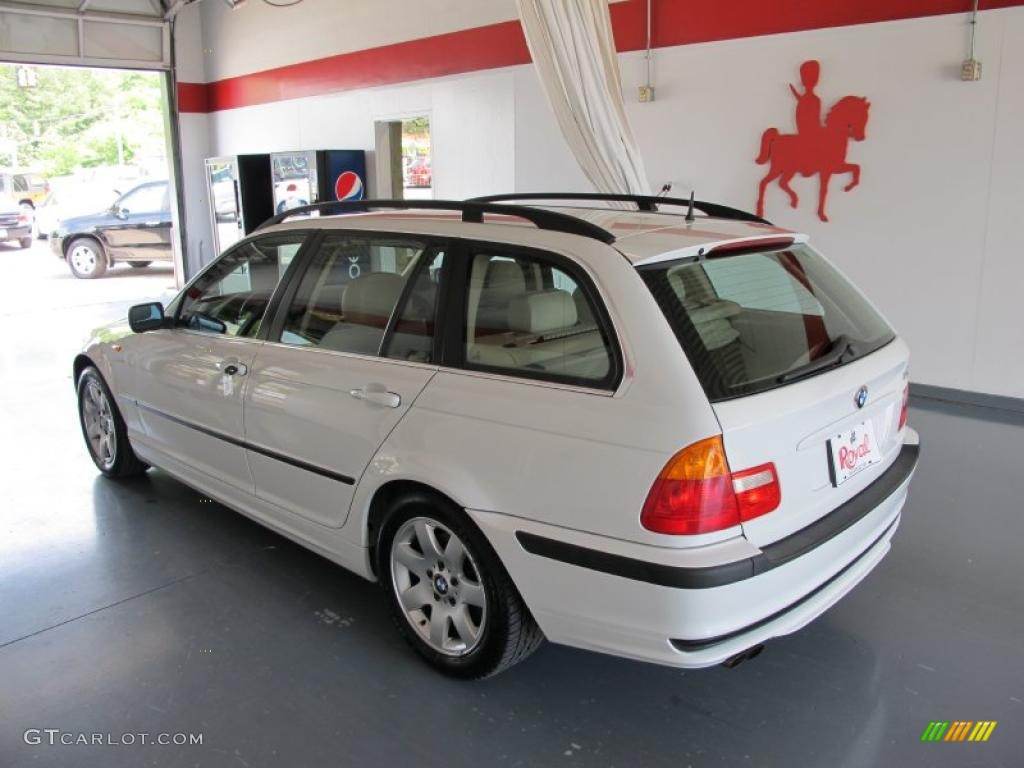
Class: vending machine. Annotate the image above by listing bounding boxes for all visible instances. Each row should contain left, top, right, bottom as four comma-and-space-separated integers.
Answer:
204, 154, 274, 259
270, 150, 367, 214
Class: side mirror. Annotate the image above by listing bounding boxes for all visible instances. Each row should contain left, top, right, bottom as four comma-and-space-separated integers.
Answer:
116, 207, 130, 220
128, 302, 166, 333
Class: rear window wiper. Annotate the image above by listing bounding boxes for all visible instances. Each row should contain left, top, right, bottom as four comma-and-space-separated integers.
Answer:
776, 334, 858, 383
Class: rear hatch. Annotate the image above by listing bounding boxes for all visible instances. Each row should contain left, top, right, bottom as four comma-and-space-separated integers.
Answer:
638, 239, 909, 546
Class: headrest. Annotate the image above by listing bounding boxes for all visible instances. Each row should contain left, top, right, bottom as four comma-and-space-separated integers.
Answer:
341, 272, 404, 320
572, 288, 595, 325
688, 300, 741, 350
483, 260, 525, 298
688, 300, 741, 324
508, 290, 578, 334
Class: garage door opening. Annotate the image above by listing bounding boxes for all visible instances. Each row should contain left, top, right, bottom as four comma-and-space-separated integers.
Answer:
0, 61, 177, 291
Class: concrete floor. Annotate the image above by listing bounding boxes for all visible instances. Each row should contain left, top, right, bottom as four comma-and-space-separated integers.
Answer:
1, 240, 1021, 767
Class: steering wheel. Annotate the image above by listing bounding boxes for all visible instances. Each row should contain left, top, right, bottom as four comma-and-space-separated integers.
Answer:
234, 295, 263, 337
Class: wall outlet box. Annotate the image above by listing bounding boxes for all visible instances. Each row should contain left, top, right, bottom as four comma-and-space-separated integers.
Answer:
961, 58, 982, 81
638, 85, 655, 102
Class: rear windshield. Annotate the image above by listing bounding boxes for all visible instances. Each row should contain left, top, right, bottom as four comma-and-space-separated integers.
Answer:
638, 243, 895, 401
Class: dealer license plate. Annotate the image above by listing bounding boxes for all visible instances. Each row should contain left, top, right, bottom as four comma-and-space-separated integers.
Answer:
827, 420, 880, 486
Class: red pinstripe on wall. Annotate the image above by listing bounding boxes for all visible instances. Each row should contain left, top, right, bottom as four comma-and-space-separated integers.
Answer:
178, 0, 1024, 113
176, 81, 209, 113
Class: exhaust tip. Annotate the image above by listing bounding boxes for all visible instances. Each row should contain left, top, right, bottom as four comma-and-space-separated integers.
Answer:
721, 643, 765, 669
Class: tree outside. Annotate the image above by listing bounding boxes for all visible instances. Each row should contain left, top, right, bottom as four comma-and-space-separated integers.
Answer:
0, 65, 166, 177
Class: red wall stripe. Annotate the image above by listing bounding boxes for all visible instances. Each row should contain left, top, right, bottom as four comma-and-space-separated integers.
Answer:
176, 81, 209, 113
204, 20, 529, 112
178, 0, 1024, 113
613, 0, 1024, 51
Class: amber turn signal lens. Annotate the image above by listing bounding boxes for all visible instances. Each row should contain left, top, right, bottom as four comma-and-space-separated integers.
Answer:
641, 436, 781, 535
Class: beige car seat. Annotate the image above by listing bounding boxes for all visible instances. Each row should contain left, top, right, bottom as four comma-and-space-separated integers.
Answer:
320, 272, 405, 355
469, 290, 610, 380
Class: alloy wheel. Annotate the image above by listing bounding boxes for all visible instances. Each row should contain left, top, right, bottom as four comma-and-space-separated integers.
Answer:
390, 517, 488, 656
81, 379, 117, 469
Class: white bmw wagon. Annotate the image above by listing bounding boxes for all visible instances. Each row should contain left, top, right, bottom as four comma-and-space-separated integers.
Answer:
75, 194, 919, 678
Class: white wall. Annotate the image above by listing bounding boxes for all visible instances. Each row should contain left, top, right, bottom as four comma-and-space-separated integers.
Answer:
198, 0, 630, 81
209, 68, 515, 201
195, 6, 1024, 399
199, 0, 519, 82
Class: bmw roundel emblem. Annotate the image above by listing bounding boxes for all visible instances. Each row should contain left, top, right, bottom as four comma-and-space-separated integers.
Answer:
855, 386, 869, 409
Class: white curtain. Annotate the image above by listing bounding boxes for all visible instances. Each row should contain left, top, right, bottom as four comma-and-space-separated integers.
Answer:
517, 0, 651, 196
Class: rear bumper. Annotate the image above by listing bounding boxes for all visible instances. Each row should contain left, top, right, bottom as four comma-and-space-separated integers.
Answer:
1, 225, 31, 240
470, 431, 919, 668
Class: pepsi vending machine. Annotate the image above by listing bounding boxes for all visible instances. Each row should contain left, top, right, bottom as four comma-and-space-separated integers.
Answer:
270, 149, 366, 214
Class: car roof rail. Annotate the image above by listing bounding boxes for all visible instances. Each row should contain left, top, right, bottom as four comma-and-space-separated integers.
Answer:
469, 192, 771, 225
255, 199, 617, 244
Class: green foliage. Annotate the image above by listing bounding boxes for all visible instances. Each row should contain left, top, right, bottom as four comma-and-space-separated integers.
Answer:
0, 65, 164, 176
403, 116, 430, 136
83, 134, 137, 169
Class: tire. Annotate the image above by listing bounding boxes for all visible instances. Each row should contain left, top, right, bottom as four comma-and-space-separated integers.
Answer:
128, 261, 152, 268
18, 237, 32, 249
77, 366, 148, 479
378, 491, 544, 678
67, 237, 107, 279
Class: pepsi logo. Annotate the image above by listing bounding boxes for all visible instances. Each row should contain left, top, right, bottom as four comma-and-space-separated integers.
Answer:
335, 171, 364, 201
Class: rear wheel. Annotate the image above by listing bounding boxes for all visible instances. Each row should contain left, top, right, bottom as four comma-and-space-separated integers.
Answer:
18, 237, 31, 249
128, 261, 152, 268
379, 492, 543, 678
77, 366, 148, 479
67, 238, 107, 279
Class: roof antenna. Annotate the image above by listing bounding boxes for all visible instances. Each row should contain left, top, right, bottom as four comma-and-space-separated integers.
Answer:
685, 190, 696, 223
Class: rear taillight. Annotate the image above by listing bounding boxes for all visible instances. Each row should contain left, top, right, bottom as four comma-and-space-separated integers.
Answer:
17, 211, 29, 225
898, 384, 909, 430
640, 436, 780, 535
731, 463, 782, 521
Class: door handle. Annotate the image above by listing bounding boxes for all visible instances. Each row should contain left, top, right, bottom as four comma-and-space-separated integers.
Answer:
349, 384, 401, 408
219, 359, 248, 376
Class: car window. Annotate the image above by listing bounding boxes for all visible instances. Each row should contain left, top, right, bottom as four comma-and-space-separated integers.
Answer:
702, 257, 824, 315
277, 233, 431, 357
119, 183, 166, 214
14, 175, 28, 193
639, 244, 895, 400
464, 251, 613, 386
382, 251, 444, 363
179, 234, 305, 338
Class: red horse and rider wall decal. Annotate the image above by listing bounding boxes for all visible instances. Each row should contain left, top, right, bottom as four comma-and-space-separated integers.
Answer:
756, 60, 871, 222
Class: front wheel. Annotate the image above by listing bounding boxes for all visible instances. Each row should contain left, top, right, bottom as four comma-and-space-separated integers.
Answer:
67, 238, 107, 279
77, 366, 148, 479
380, 495, 543, 678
